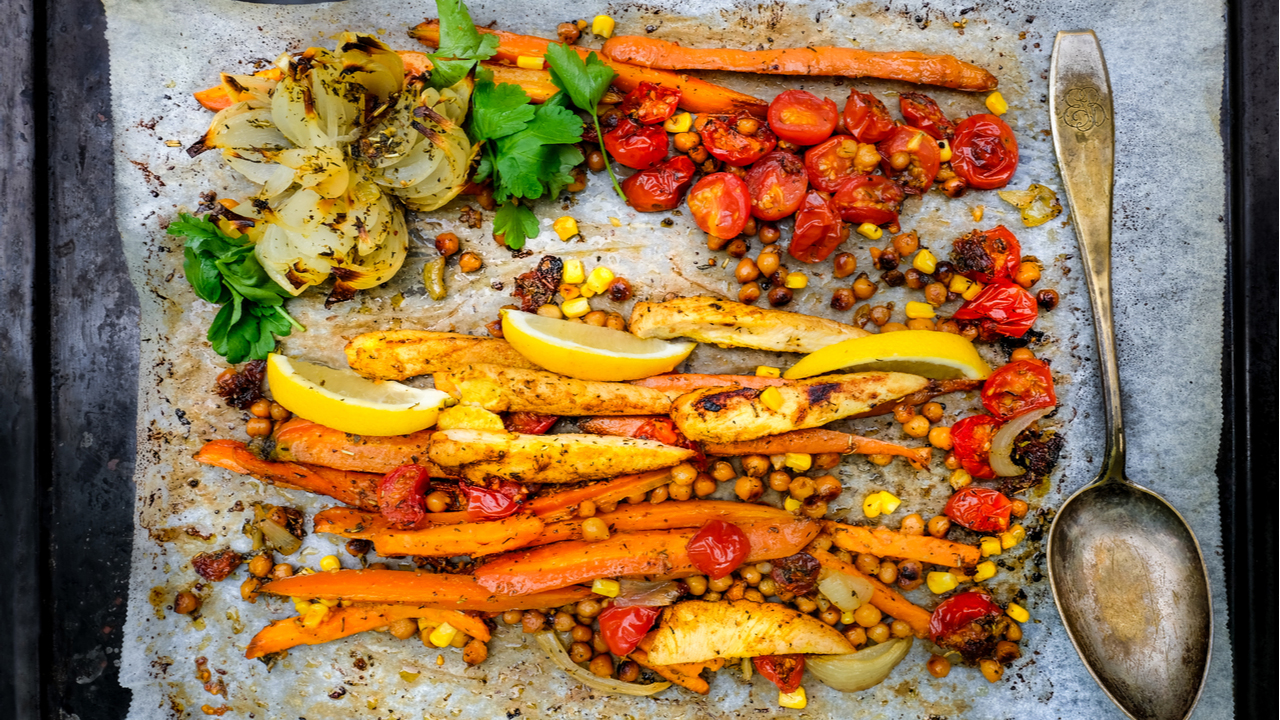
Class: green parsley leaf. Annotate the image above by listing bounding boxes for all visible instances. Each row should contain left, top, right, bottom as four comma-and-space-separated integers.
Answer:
493, 201, 540, 250
427, 0, 498, 88
468, 67, 537, 144
493, 101, 584, 201
544, 43, 625, 201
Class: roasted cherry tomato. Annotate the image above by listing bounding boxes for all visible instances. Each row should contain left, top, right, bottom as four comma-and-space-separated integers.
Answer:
686, 519, 750, 579
803, 135, 880, 193
597, 605, 661, 656
504, 412, 559, 434
378, 465, 430, 528
754, 654, 806, 694
944, 486, 1014, 533
953, 280, 1039, 338
878, 125, 941, 194
981, 360, 1057, 420
768, 552, 821, 596
619, 81, 682, 125
951, 113, 1019, 189
700, 112, 778, 167
950, 415, 1002, 479
603, 117, 669, 170
622, 155, 697, 212
687, 172, 752, 239
767, 89, 839, 145
460, 480, 524, 520
745, 151, 809, 221
951, 225, 1022, 283
899, 91, 955, 140
833, 174, 906, 227
842, 89, 896, 143
928, 591, 1004, 644
788, 190, 846, 264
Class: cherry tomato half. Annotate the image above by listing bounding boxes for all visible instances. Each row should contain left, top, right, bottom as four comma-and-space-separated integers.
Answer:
504, 412, 559, 435
803, 135, 880, 193
700, 113, 778, 166
951, 113, 1019, 190
603, 117, 669, 170
378, 465, 430, 528
619, 82, 682, 125
899, 92, 955, 140
951, 225, 1022, 283
953, 280, 1039, 338
842, 89, 896, 143
687, 172, 752, 239
754, 654, 806, 694
686, 519, 750, 579
878, 125, 941, 194
622, 155, 697, 212
943, 486, 1014, 533
597, 605, 661, 656
928, 591, 1004, 644
981, 360, 1057, 420
767, 89, 839, 145
460, 480, 525, 520
833, 174, 905, 227
745, 151, 809, 221
950, 415, 1002, 479
789, 190, 846, 264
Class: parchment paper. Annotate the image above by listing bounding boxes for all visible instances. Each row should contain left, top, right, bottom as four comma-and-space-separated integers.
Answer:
107, 1, 1232, 717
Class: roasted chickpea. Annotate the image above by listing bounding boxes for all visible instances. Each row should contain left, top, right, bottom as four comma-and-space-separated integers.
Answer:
854, 603, 883, 627
899, 513, 925, 536
709, 574, 734, 593
867, 622, 892, 643
616, 659, 640, 683
877, 561, 898, 584
740, 566, 762, 585
571, 624, 594, 643
458, 251, 483, 273
522, 610, 547, 633
802, 499, 828, 519
726, 238, 749, 258
890, 619, 913, 638
881, 270, 906, 288
345, 539, 372, 557
881, 321, 908, 332
892, 403, 916, 423
854, 553, 880, 576
821, 608, 842, 625
389, 617, 418, 639
1005, 622, 1023, 642
832, 252, 858, 278
710, 461, 735, 482
248, 553, 273, 578
668, 482, 693, 501
888, 151, 910, 171
1014, 261, 1041, 288
942, 177, 968, 198
607, 277, 633, 302
586, 149, 607, 172
813, 475, 842, 502
759, 223, 781, 244
738, 282, 762, 305
685, 575, 708, 596
249, 399, 272, 418
891, 231, 919, 256
813, 452, 841, 470
537, 303, 564, 319
944, 452, 961, 470
742, 455, 770, 478
435, 232, 461, 257
649, 484, 669, 504
767, 470, 792, 493
757, 577, 778, 597
919, 402, 944, 423
844, 626, 867, 647
794, 596, 818, 614
270, 563, 293, 581
995, 640, 1022, 663
693, 475, 717, 497
174, 591, 201, 615
706, 233, 730, 251
569, 641, 593, 663
741, 216, 759, 236
788, 475, 815, 501
269, 402, 291, 422
246, 418, 272, 437
980, 659, 1004, 682
583, 310, 608, 327
830, 287, 855, 311
502, 609, 523, 625
1010, 498, 1030, 517
735, 476, 764, 502
463, 638, 489, 666
903, 415, 931, 438
240, 577, 260, 602
896, 560, 924, 590
688, 144, 711, 164
553, 611, 577, 633
851, 273, 876, 300
756, 251, 781, 277
736, 117, 760, 135
904, 268, 926, 290
867, 453, 893, 466
876, 248, 901, 271
927, 515, 952, 538
605, 312, 627, 331
1010, 347, 1036, 362
735, 258, 760, 283
907, 318, 936, 331
673, 131, 701, 152
1037, 288, 1060, 310
767, 286, 793, 307
425, 490, 451, 513
921, 283, 947, 308
927, 655, 952, 678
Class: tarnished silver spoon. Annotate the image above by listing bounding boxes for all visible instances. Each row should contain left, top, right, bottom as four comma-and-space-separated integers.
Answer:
1045, 31, 1213, 720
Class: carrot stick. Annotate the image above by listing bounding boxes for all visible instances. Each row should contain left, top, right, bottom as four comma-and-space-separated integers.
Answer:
703, 428, 934, 469
825, 522, 980, 568
313, 508, 545, 557
809, 548, 932, 638
194, 439, 381, 511
410, 20, 768, 116
629, 649, 711, 695
524, 470, 674, 522
600, 36, 998, 92
527, 500, 797, 547
270, 418, 452, 476
629, 374, 790, 394
260, 569, 594, 610
245, 604, 489, 659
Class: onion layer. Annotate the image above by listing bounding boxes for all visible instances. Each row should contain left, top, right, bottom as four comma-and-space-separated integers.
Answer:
817, 568, 875, 613
989, 406, 1053, 477
806, 637, 913, 692
534, 632, 672, 696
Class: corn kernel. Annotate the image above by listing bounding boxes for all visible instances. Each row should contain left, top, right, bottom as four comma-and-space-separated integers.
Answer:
778, 687, 807, 709
592, 578, 621, 597
319, 555, 342, 572
591, 15, 615, 38
856, 222, 883, 240
755, 365, 781, 378
877, 490, 902, 514
948, 275, 973, 294
841, 609, 856, 625
949, 468, 973, 489
905, 301, 936, 319
561, 297, 591, 318
608, 217, 622, 227
913, 249, 938, 274
318, 597, 340, 607
428, 622, 458, 647
980, 537, 1003, 557
972, 205, 985, 222
986, 91, 1009, 115
862, 493, 883, 519
585, 266, 615, 294
973, 561, 998, 582
961, 280, 984, 301
759, 386, 784, 411
301, 603, 330, 628
215, 218, 243, 239
1000, 524, 1026, 550
784, 272, 808, 289
293, 599, 312, 615
1006, 602, 1030, 623
579, 283, 597, 298
562, 260, 585, 284
553, 216, 579, 241
664, 112, 692, 133
784, 496, 803, 512
416, 617, 438, 631
938, 139, 953, 162
516, 55, 545, 70
783, 452, 812, 472
927, 571, 959, 594
906, 130, 925, 152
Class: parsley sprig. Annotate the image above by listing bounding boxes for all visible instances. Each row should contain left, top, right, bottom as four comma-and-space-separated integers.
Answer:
544, 43, 626, 202
426, 0, 498, 88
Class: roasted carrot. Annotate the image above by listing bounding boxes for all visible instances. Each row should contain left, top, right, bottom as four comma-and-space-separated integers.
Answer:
600, 36, 998, 92
527, 500, 797, 547
826, 522, 980, 568
195, 439, 381, 511
245, 604, 489, 659
410, 20, 768, 116
313, 508, 545, 557
703, 428, 934, 469
630, 374, 790, 394
809, 548, 932, 638
524, 470, 674, 522
260, 569, 594, 610
270, 418, 452, 476
629, 649, 712, 695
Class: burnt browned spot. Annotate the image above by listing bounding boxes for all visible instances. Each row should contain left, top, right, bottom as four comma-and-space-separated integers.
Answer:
805, 383, 840, 405
693, 387, 758, 414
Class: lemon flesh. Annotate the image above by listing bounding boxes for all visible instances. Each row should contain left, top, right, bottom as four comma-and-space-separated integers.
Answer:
266, 353, 453, 436
784, 330, 992, 380
501, 310, 696, 381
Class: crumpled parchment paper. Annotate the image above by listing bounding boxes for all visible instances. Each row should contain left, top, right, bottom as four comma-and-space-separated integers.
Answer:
107, 0, 1232, 718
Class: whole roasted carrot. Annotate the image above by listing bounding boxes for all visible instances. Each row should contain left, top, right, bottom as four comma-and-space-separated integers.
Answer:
703, 428, 934, 469
601, 36, 998, 92
628, 649, 713, 695
825, 521, 980, 568
313, 508, 545, 557
809, 548, 933, 638
524, 470, 674, 522
194, 439, 381, 511
526, 500, 798, 547
260, 569, 594, 610
245, 604, 489, 659
629, 374, 790, 394
270, 418, 451, 476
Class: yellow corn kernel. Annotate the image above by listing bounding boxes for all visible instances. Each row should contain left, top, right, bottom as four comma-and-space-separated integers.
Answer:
973, 560, 997, 582
862, 493, 883, 519
296, 567, 315, 576
856, 222, 883, 240
553, 216, 579, 241
416, 617, 438, 631
949, 468, 973, 490
783, 452, 812, 472
913, 249, 938, 274
961, 280, 985, 301
755, 365, 781, 378
428, 622, 458, 648
293, 599, 312, 615
986, 91, 1008, 115
841, 609, 856, 625
927, 571, 959, 595
561, 297, 591, 318
579, 283, 597, 298
905, 301, 936, 319
1000, 524, 1027, 550
592, 578, 621, 597
938, 139, 953, 162
664, 112, 692, 133
301, 603, 330, 629
877, 490, 902, 514
608, 216, 622, 227
591, 15, 615, 38
516, 55, 545, 70
215, 218, 243, 239
319, 555, 342, 572
318, 597, 341, 608
585, 266, 615, 294
784, 272, 808, 289
951, 566, 973, 581
562, 259, 585, 284
980, 536, 1003, 557
972, 205, 985, 222
948, 274, 974, 294
1006, 602, 1030, 623
759, 386, 784, 411
784, 496, 803, 512
778, 687, 807, 709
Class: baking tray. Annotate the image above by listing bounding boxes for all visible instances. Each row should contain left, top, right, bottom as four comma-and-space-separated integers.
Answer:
1, 0, 1273, 716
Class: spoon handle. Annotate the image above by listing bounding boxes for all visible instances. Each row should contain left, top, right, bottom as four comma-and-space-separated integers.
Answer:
1049, 31, 1124, 477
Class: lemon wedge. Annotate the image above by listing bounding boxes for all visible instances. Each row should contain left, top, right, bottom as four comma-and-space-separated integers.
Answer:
266, 353, 453, 436
784, 330, 992, 380
501, 310, 695, 381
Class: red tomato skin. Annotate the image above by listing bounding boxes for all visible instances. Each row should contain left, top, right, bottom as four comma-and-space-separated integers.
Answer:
768, 90, 839, 145
788, 190, 846, 264
504, 412, 558, 434
803, 135, 873, 193
622, 156, 697, 212
604, 118, 669, 170
460, 481, 524, 520
687, 173, 752, 239
928, 591, 1004, 643
832, 174, 905, 226
745, 151, 809, 221
597, 605, 662, 656
944, 486, 1014, 533
878, 125, 942, 194
951, 114, 1019, 190
378, 465, 430, 527
620, 82, 682, 125
950, 415, 1002, 479
952, 225, 1022, 284
700, 114, 778, 166
686, 519, 750, 579
899, 92, 955, 140
953, 280, 1039, 338
753, 654, 806, 693
981, 360, 1057, 420
842, 89, 896, 143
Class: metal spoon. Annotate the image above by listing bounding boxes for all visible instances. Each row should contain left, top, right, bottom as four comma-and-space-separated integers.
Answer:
1045, 31, 1213, 720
